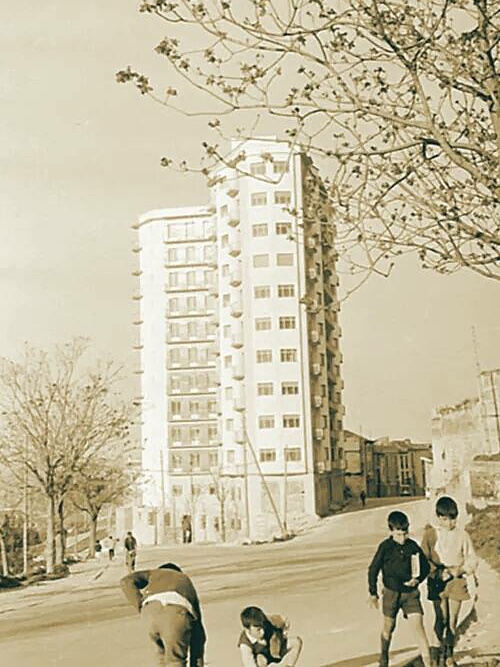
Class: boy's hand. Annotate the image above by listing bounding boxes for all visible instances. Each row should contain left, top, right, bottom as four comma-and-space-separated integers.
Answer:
448, 566, 461, 578
404, 578, 418, 588
368, 595, 379, 609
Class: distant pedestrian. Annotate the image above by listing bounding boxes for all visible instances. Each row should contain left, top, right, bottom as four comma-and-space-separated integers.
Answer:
368, 510, 431, 667
124, 531, 138, 573
360, 490, 367, 507
95, 539, 103, 559
181, 515, 192, 544
238, 606, 302, 667
120, 562, 206, 667
105, 535, 118, 561
420, 496, 478, 667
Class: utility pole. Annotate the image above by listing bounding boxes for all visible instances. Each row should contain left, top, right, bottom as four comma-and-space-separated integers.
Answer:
242, 413, 251, 541
283, 447, 288, 533
472, 326, 491, 451
160, 449, 166, 544
22, 439, 29, 576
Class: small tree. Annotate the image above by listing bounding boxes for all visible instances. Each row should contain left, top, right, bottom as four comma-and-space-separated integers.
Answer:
209, 468, 232, 543
118, 0, 500, 283
0, 340, 133, 574
70, 459, 139, 558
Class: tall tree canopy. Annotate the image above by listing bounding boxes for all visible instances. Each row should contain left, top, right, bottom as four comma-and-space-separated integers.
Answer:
118, 0, 499, 281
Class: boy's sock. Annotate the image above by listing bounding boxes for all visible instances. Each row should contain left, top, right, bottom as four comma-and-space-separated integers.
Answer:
379, 635, 390, 667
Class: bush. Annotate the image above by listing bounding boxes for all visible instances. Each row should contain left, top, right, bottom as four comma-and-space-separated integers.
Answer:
466, 505, 500, 574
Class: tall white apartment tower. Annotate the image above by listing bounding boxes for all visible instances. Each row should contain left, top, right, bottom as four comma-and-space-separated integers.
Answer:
212, 139, 344, 541
132, 206, 220, 543
130, 139, 344, 544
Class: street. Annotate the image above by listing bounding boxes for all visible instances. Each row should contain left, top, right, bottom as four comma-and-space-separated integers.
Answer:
0, 500, 436, 667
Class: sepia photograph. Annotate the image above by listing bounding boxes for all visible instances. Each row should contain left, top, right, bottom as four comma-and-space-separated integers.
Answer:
0, 2, 499, 667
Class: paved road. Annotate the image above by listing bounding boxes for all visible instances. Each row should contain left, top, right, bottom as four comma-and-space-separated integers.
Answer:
0, 500, 431, 667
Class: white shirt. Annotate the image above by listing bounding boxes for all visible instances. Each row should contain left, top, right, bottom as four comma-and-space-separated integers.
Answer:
435, 526, 478, 574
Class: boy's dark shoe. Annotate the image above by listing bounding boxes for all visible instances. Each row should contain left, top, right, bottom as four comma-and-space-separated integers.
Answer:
379, 636, 390, 667
430, 646, 440, 667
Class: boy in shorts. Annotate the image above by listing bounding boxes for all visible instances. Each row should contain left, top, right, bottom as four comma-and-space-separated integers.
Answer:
368, 510, 431, 667
238, 606, 303, 667
421, 496, 478, 667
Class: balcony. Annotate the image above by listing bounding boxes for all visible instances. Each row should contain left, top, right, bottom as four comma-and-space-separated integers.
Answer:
233, 384, 245, 412
307, 267, 318, 281
314, 427, 324, 440
228, 227, 242, 257
235, 429, 245, 444
310, 330, 320, 344
231, 320, 244, 349
306, 236, 317, 251
208, 282, 219, 298
312, 363, 321, 376
229, 259, 242, 287
232, 352, 245, 380
313, 395, 322, 408
230, 293, 243, 318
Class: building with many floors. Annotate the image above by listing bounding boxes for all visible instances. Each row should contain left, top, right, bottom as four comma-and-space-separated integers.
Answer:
126, 139, 345, 543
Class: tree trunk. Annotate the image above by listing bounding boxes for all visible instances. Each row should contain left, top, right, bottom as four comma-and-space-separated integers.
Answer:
88, 515, 98, 558
0, 530, 9, 576
56, 498, 66, 565
220, 499, 226, 543
45, 495, 56, 574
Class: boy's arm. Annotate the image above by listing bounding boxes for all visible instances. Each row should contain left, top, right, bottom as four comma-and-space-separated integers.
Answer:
368, 542, 385, 597
417, 544, 431, 583
120, 571, 150, 612
461, 531, 478, 575
239, 645, 257, 667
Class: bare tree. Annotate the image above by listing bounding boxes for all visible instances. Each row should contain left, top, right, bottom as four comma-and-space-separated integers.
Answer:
70, 459, 139, 558
209, 468, 232, 542
0, 340, 132, 574
117, 0, 499, 282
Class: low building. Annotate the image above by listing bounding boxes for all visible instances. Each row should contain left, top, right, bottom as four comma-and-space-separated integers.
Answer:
366, 438, 431, 498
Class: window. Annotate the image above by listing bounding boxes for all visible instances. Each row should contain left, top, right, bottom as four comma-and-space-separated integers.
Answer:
273, 161, 289, 174
224, 355, 232, 369
172, 453, 182, 470
277, 253, 294, 266
220, 204, 228, 216
190, 427, 201, 442
172, 485, 183, 496
251, 192, 267, 206
169, 272, 179, 288
225, 386, 233, 400
250, 162, 266, 176
187, 270, 196, 287
225, 418, 234, 431
189, 401, 200, 416
285, 447, 302, 462
190, 453, 201, 469
278, 284, 295, 297
279, 316, 296, 329
171, 427, 182, 442
276, 222, 292, 235
282, 382, 299, 395
209, 450, 218, 466
258, 415, 275, 429
256, 349, 273, 363
275, 191, 291, 205
255, 317, 272, 331
222, 293, 230, 307
257, 382, 274, 396
227, 450, 235, 464
169, 297, 179, 313
169, 348, 181, 365
253, 254, 269, 268
167, 248, 179, 263
223, 324, 231, 339
222, 264, 230, 277
170, 401, 181, 417
208, 400, 217, 415
221, 234, 229, 248
187, 296, 197, 311
252, 223, 268, 237
280, 348, 297, 362
260, 449, 276, 462
254, 285, 271, 299
186, 246, 196, 262
283, 414, 300, 428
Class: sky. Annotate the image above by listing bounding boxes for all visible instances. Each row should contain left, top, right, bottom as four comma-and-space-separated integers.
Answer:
1, 1, 498, 443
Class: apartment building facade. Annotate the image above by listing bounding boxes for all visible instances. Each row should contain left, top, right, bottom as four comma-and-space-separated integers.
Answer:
129, 140, 345, 543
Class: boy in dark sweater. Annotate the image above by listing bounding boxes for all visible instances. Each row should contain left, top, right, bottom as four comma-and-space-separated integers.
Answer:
368, 511, 431, 667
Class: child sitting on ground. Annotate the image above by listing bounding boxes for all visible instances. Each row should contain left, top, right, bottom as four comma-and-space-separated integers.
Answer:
421, 496, 478, 667
238, 606, 303, 667
368, 510, 431, 667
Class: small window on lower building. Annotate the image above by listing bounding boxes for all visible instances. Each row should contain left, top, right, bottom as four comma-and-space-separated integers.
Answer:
259, 448, 277, 462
